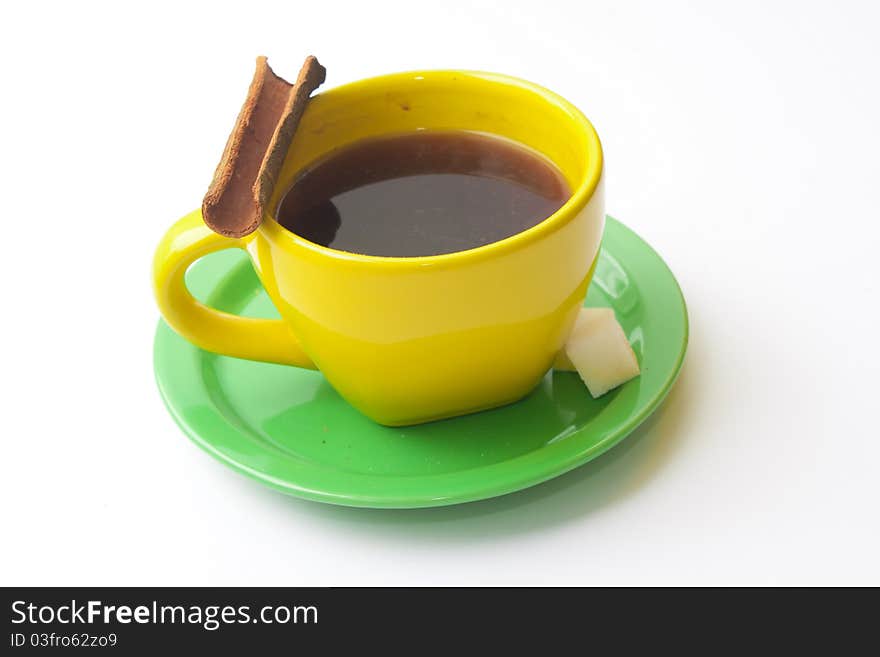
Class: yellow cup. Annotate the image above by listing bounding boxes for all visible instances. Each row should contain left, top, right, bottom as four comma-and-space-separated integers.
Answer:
153, 70, 604, 426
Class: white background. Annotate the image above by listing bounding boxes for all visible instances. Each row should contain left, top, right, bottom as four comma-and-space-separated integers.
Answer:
2, 0, 878, 586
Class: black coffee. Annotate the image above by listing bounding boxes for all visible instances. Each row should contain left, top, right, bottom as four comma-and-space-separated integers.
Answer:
275, 132, 571, 257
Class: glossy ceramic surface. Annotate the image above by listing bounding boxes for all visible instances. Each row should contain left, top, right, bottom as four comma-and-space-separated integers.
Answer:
153, 70, 605, 425
154, 217, 688, 509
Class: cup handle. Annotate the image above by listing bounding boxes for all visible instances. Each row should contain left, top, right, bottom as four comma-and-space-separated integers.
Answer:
152, 209, 317, 368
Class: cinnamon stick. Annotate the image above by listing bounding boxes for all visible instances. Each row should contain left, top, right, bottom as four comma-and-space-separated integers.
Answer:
202, 55, 326, 237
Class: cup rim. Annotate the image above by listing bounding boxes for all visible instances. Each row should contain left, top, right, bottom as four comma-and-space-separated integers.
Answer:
258, 69, 603, 268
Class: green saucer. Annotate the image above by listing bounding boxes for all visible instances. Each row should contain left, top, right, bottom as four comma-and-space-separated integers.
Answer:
154, 217, 688, 508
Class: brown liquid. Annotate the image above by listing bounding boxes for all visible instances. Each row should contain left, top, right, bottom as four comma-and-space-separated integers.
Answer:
275, 132, 571, 257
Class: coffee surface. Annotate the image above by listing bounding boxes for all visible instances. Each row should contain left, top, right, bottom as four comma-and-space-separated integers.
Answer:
275, 132, 571, 257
